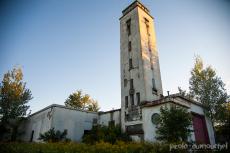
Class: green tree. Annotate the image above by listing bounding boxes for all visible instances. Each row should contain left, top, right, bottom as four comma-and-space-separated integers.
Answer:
65, 90, 100, 112
39, 128, 69, 142
156, 105, 192, 143
189, 56, 229, 127
0, 67, 32, 141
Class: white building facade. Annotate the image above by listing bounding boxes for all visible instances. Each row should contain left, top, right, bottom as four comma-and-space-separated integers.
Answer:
18, 1, 215, 144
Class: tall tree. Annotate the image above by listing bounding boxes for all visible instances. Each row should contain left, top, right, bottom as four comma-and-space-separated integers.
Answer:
0, 67, 32, 140
65, 90, 100, 112
156, 105, 192, 143
189, 56, 229, 126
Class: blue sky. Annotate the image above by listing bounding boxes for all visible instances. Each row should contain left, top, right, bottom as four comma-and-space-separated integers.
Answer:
0, 0, 229, 113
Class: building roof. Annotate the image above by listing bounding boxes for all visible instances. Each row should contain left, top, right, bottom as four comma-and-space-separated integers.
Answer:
141, 93, 205, 108
98, 108, 121, 115
29, 104, 98, 117
120, 0, 153, 20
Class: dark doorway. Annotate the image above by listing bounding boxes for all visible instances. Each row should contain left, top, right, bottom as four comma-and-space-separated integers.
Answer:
30, 130, 34, 142
192, 113, 210, 144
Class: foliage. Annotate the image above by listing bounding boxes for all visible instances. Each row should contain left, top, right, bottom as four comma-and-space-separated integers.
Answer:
215, 102, 230, 144
0, 142, 188, 153
0, 67, 32, 141
156, 105, 192, 143
82, 124, 131, 144
38, 128, 69, 142
64, 90, 100, 112
189, 56, 229, 126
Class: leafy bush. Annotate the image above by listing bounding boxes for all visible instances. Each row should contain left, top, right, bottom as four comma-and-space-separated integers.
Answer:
156, 105, 192, 143
38, 128, 69, 142
0, 142, 183, 153
82, 124, 131, 144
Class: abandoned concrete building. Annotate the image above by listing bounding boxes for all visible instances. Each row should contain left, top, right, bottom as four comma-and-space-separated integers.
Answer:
18, 1, 215, 144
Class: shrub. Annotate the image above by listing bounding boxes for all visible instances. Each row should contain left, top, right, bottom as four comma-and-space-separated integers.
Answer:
156, 105, 192, 143
82, 124, 131, 144
38, 128, 69, 142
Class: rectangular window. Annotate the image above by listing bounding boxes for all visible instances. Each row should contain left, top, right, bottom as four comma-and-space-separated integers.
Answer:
130, 79, 134, 89
129, 58, 133, 69
126, 19, 131, 35
136, 92, 140, 105
124, 79, 127, 87
125, 96, 128, 108
130, 94, 134, 106
152, 78, 157, 93
128, 41, 132, 51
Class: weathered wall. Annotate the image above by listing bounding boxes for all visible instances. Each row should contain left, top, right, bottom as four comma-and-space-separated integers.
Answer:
120, 1, 163, 132
19, 105, 98, 142
51, 106, 98, 142
99, 109, 121, 126
18, 106, 53, 142
142, 98, 215, 144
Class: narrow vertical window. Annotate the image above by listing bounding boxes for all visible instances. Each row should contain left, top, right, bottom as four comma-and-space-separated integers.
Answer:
129, 58, 133, 69
128, 41, 132, 51
126, 19, 131, 36
130, 79, 134, 89
125, 96, 128, 108
144, 18, 150, 35
124, 79, 127, 87
152, 78, 157, 93
130, 94, 134, 106
136, 92, 140, 105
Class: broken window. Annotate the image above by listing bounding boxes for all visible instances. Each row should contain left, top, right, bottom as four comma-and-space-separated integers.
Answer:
136, 92, 140, 105
144, 18, 150, 35
129, 58, 133, 69
124, 79, 127, 87
130, 94, 134, 106
126, 19, 131, 35
125, 96, 128, 108
130, 79, 134, 89
152, 78, 157, 94
126, 124, 144, 134
128, 41, 132, 51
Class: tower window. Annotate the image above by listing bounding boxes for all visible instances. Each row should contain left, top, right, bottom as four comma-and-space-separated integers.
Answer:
144, 18, 150, 34
130, 79, 134, 89
125, 96, 128, 108
130, 94, 134, 106
152, 78, 157, 94
129, 58, 133, 69
126, 19, 131, 36
136, 92, 140, 105
124, 79, 127, 87
128, 41, 132, 51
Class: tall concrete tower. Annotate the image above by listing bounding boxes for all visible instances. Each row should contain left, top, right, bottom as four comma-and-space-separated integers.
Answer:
120, 1, 163, 133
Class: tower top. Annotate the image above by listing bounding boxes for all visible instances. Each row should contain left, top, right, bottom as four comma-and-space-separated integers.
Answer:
120, 0, 153, 19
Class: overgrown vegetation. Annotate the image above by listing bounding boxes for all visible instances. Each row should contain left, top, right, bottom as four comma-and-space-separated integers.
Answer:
0, 67, 32, 141
38, 128, 69, 142
82, 124, 131, 144
178, 56, 229, 143
156, 105, 192, 143
0, 141, 185, 153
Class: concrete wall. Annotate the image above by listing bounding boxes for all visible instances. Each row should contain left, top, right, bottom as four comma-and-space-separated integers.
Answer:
19, 104, 98, 142
18, 106, 53, 142
120, 1, 163, 132
52, 106, 98, 142
141, 98, 215, 144
98, 109, 121, 126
